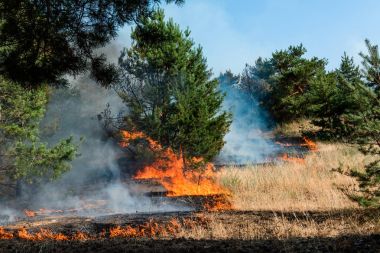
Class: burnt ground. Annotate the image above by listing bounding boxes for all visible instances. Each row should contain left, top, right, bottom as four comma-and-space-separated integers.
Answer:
1, 208, 379, 253
0, 235, 379, 253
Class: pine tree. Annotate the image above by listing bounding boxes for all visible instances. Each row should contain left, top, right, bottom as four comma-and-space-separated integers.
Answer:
115, 9, 231, 162
0, 0, 183, 87
239, 57, 274, 105
306, 53, 371, 139
238, 45, 326, 122
349, 39, 380, 206
0, 77, 78, 196
270, 45, 327, 121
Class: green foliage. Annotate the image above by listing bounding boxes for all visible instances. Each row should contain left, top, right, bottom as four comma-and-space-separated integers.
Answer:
359, 39, 380, 95
0, 77, 78, 188
0, 0, 182, 87
306, 54, 372, 139
348, 40, 380, 206
240, 58, 274, 104
270, 45, 327, 121
239, 44, 326, 122
116, 9, 231, 162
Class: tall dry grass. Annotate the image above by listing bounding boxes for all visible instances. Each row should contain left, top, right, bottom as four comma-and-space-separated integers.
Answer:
217, 143, 376, 211
176, 210, 380, 240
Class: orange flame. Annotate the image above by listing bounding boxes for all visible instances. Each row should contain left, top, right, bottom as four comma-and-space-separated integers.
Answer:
0, 217, 211, 241
302, 137, 318, 151
121, 131, 230, 197
71, 231, 91, 241
120, 130, 232, 210
0, 227, 13, 239
109, 218, 182, 239
24, 210, 36, 217
280, 154, 305, 164
17, 228, 68, 241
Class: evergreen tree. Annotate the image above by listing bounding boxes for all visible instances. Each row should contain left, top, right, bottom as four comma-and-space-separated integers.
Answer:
349, 39, 380, 206
360, 39, 380, 95
0, 0, 183, 87
0, 77, 78, 196
115, 9, 231, 163
270, 45, 327, 121
238, 45, 326, 122
306, 53, 371, 139
239, 57, 274, 105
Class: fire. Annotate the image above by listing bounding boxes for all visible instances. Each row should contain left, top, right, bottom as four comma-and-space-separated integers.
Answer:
24, 210, 36, 217
109, 218, 183, 239
0, 216, 210, 241
71, 231, 91, 241
278, 136, 318, 163
280, 154, 305, 164
120, 130, 232, 210
17, 227, 68, 241
0, 227, 13, 239
302, 137, 318, 151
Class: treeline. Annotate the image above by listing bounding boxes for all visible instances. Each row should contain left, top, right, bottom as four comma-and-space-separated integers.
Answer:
222, 42, 380, 205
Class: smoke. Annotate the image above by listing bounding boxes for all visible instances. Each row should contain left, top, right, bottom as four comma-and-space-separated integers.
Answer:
217, 74, 278, 164
11, 39, 189, 216
0, 206, 19, 225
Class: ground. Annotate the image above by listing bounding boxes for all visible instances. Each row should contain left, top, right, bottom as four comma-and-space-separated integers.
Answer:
1, 137, 379, 252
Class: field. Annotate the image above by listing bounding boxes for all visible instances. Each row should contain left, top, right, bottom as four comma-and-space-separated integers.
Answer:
1, 141, 379, 252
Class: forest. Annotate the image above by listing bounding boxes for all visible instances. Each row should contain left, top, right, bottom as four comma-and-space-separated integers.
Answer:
0, 1, 379, 252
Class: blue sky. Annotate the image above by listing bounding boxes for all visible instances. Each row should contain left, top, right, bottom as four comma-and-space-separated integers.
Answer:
157, 0, 380, 74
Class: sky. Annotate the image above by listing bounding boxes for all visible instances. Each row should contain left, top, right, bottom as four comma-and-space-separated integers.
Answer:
152, 0, 380, 75
98, 1, 380, 164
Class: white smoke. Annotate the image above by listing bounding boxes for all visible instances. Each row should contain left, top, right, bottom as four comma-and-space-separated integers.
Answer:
217, 76, 278, 164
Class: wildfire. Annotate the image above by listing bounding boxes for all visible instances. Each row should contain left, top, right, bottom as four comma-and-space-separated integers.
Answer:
109, 218, 189, 239
0, 217, 209, 241
278, 136, 318, 164
17, 228, 68, 241
71, 231, 91, 241
302, 137, 318, 151
0, 227, 13, 239
280, 154, 305, 164
120, 130, 232, 210
24, 209, 36, 217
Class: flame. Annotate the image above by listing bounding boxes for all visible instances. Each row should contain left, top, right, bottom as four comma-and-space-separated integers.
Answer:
71, 231, 91, 241
24, 210, 36, 217
302, 137, 318, 151
280, 154, 305, 164
17, 228, 68, 241
278, 137, 317, 163
0, 227, 13, 239
0, 217, 210, 241
276, 137, 317, 151
121, 131, 232, 209
109, 218, 182, 238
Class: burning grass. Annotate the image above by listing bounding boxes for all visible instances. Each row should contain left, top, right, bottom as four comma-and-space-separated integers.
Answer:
1, 209, 379, 243
218, 142, 376, 211
120, 130, 232, 211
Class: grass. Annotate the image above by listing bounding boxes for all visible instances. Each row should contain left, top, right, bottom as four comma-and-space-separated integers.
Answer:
216, 142, 377, 211
176, 209, 380, 240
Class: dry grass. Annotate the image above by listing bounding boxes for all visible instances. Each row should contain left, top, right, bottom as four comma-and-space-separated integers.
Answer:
177, 210, 380, 240
217, 142, 377, 211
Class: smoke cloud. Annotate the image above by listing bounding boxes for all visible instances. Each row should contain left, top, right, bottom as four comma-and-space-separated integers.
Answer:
217, 77, 278, 164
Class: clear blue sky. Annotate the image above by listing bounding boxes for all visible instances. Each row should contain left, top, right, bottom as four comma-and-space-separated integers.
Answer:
158, 0, 380, 74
